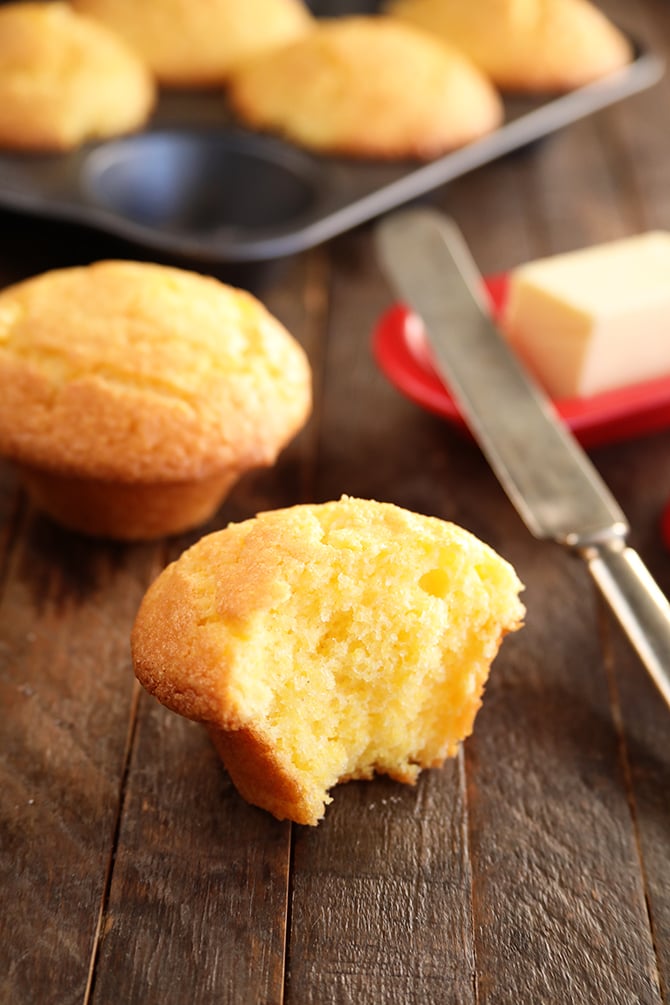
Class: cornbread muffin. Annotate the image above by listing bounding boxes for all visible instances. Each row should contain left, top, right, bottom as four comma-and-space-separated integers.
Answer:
0, 261, 311, 540
386, 0, 632, 92
0, 2, 155, 152
227, 16, 504, 160
131, 497, 525, 824
72, 0, 313, 88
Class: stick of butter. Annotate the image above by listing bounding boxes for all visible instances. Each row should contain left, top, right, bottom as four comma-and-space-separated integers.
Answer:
502, 232, 670, 398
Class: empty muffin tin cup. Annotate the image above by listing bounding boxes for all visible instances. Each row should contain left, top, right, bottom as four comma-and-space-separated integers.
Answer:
82, 130, 321, 246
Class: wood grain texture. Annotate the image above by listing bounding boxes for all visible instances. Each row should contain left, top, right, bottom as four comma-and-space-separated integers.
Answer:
286, 761, 476, 1005
1, 2, 670, 1002
466, 544, 663, 1005
0, 512, 155, 1004
594, 427, 670, 1004
90, 693, 291, 1005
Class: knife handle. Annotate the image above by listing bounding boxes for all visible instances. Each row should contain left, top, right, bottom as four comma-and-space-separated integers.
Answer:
583, 541, 670, 709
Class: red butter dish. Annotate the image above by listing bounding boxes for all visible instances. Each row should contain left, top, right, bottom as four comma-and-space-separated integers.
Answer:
372, 274, 670, 449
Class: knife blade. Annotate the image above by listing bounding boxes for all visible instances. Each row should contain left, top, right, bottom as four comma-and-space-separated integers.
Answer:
375, 207, 670, 710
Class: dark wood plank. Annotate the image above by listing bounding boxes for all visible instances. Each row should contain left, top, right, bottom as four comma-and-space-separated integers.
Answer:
0, 463, 21, 579
0, 511, 154, 1004
90, 691, 292, 1005
590, 0, 670, 970
407, 51, 664, 1000
594, 429, 670, 1004
2, 2, 669, 1000
89, 251, 324, 1004
556, 3, 670, 993
599, 0, 670, 233
465, 227, 660, 995
286, 762, 476, 1005
466, 532, 663, 1005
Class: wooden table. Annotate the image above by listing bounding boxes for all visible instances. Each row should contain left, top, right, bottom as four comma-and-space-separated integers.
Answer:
2, 2, 669, 1002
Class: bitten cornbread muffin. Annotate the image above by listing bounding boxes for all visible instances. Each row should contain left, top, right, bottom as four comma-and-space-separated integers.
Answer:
0, 261, 311, 540
227, 16, 503, 160
0, 2, 155, 152
71, 0, 313, 88
131, 497, 525, 825
386, 0, 632, 93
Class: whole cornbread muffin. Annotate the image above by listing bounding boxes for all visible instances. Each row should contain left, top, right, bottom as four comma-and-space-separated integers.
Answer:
0, 2, 155, 152
386, 0, 632, 93
131, 497, 525, 824
0, 261, 312, 539
227, 16, 503, 160
72, 0, 313, 88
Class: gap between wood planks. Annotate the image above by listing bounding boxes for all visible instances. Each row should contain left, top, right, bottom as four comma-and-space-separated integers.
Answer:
83, 678, 142, 1005
82, 527, 171, 1004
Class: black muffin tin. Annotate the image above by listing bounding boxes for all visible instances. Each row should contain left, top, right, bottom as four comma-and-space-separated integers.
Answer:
0, 3, 663, 264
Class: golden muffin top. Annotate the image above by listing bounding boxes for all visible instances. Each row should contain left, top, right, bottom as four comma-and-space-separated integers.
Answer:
71, 0, 314, 87
0, 1, 155, 151
386, 0, 632, 92
227, 15, 504, 159
0, 260, 312, 482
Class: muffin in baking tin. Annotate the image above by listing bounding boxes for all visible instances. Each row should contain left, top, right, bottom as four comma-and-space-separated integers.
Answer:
71, 0, 314, 88
227, 15, 504, 160
0, 2, 155, 152
386, 0, 632, 93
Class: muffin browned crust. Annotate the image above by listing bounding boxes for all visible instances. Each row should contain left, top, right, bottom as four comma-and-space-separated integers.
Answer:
386, 0, 632, 93
227, 16, 503, 160
0, 2, 155, 151
72, 0, 313, 88
0, 261, 312, 539
132, 497, 525, 824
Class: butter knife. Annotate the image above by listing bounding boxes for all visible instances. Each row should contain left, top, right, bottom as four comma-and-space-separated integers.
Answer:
375, 207, 670, 710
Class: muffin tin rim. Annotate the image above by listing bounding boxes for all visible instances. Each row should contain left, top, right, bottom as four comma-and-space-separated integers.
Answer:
0, 36, 662, 263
